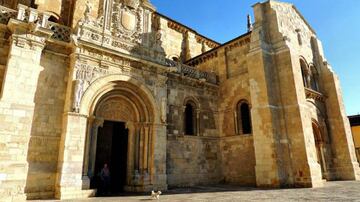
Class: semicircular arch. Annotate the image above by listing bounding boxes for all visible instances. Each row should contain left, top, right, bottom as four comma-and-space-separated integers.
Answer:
80, 74, 158, 123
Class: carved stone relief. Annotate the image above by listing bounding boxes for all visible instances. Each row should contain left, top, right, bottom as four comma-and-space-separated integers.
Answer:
71, 62, 109, 112
111, 0, 143, 44
96, 97, 137, 122
75, 62, 109, 83
72, 79, 85, 112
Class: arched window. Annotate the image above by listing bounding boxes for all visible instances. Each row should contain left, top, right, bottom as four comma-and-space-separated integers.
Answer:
300, 59, 310, 88
236, 101, 252, 135
310, 65, 319, 91
184, 101, 197, 135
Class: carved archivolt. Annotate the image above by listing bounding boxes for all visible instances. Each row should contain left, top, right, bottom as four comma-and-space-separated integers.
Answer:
88, 80, 156, 123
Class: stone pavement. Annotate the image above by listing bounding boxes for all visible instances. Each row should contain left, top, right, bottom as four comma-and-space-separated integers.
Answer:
37, 181, 360, 202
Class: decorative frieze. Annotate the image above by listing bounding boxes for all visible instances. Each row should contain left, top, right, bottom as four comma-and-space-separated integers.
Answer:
167, 20, 187, 34
75, 62, 109, 83
195, 35, 218, 49
73, 0, 167, 64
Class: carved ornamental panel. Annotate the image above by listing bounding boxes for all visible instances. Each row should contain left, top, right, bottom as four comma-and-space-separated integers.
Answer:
75, 0, 165, 64
111, 0, 143, 44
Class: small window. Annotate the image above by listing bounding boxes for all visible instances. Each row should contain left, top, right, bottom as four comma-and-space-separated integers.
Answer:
184, 101, 196, 135
236, 101, 252, 135
300, 59, 309, 88
310, 65, 319, 92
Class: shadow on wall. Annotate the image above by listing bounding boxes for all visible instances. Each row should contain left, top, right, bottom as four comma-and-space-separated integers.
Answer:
25, 52, 68, 199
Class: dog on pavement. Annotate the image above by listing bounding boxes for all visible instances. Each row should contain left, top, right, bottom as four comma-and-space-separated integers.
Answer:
151, 190, 162, 200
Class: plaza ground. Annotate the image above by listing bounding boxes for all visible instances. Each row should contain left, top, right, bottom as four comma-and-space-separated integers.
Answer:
36, 181, 360, 201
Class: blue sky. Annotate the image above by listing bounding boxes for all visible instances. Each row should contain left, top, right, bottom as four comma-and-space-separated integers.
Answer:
151, 0, 360, 115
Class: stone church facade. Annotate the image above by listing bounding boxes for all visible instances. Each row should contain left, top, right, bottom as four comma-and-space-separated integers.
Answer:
0, 0, 359, 201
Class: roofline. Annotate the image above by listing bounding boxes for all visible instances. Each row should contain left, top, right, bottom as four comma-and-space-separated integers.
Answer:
185, 31, 252, 64
154, 12, 221, 46
349, 115, 360, 126
348, 115, 360, 118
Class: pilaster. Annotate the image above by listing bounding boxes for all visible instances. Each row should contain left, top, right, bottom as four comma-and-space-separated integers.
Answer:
322, 64, 360, 180
247, 5, 281, 187
55, 112, 95, 199
0, 18, 51, 201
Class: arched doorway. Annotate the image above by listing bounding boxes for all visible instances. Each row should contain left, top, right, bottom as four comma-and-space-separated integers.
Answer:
93, 120, 129, 194
312, 121, 327, 179
82, 80, 156, 194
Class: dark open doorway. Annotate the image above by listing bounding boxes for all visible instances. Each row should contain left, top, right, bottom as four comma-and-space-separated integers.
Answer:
91, 121, 129, 195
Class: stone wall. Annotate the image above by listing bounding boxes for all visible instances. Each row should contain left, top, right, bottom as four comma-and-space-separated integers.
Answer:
352, 126, 360, 148
351, 125, 360, 162
166, 74, 221, 187
167, 136, 221, 187
220, 136, 256, 185
25, 51, 69, 199
156, 13, 218, 62
0, 21, 51, 201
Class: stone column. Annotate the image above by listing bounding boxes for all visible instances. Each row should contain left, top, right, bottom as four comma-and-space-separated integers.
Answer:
82, 117, 104, 189
86, 118, 104, 178
126, 122, 135, 186
181, 106, 186, 135
0, 19, 51, 201
130, 122, 151, 188
196, 109, 201, 136
125, 122, 167, 192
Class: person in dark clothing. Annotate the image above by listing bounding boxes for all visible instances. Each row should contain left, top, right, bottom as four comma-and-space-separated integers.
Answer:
99, 163, 111, 196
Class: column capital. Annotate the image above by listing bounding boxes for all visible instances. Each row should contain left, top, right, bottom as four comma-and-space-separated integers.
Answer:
93, 117, 104, 128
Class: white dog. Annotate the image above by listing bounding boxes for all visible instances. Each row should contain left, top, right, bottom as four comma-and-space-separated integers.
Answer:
151, 190, 162, 200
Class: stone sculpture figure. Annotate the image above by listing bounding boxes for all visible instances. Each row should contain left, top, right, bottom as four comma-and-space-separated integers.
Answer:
73, 80, 85, 112
84, 1, 93, 22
